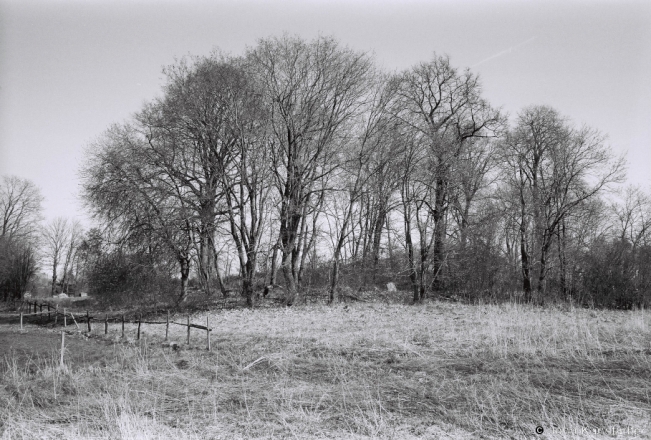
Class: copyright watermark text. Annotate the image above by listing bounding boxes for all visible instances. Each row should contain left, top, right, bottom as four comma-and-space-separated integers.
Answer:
535, 424, 646, 436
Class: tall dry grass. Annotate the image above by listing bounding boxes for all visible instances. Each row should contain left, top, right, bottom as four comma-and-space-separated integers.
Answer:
1, 301, 650, 439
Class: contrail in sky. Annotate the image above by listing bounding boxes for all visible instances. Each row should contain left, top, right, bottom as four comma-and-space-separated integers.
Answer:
472, 36, 537, 68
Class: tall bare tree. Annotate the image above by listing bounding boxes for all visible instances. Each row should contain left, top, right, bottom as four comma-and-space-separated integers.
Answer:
42, 217, 71, 296
501, 106, 624, 300
0, 175, 42, 300
60, 219, 84, 294
82, 124, 196, 301
218, 58, 275, 306
247, 34, 374, 305
392, 54, 502, 301
135, 54, 245, 296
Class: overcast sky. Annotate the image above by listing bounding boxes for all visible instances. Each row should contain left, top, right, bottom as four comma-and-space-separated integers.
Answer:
1, 0, 649, 225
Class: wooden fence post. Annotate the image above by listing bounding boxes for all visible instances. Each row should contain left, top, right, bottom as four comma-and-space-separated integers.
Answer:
206, 315, 211, 352
60, 331, 65, 368
63, 308, 67, 327
54, 304, 58, 325
20, 312, 23, 331
165, 310, 169, 341
187, 315, 190, 345
86, 311, 92, 333
47, 304, 51, 321
104, 314, 108, 335
137, 314, 141, 340
40, 304, 43, 321
121, 315, 125, 338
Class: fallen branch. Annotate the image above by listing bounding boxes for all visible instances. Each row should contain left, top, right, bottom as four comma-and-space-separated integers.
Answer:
242, 356, 266, 371
67, 311, 81, 330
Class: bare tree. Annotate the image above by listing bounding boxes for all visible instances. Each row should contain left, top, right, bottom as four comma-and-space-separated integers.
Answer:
218, 59, 275, 306
82, 124, 196, 302
501, 106, 624, 300
42, 217, 70, 296
0, 175, 44, 241
612, 186, 651, 249
391, 54, 502, 301
0, 237, 36, 301
135, 53, 246, 296
0, 175, 42, 300
247, 34, 374, 305
60, 220, 84, 294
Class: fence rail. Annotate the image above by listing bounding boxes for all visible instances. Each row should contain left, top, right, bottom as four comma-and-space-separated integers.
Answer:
0, 300, 213, 351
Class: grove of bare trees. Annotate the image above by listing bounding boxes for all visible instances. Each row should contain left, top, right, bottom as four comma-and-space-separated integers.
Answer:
3, 34, 642, 309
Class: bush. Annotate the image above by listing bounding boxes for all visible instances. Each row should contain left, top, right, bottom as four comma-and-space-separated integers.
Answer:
86, 251, 178, 306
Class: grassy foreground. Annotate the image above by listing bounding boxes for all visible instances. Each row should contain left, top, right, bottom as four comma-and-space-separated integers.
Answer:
1, 301, 650, 439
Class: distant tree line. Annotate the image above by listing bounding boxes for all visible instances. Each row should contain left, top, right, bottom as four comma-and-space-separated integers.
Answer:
3, 35, 647, 309
0, 174, 89, 301
0, 175, 41, 301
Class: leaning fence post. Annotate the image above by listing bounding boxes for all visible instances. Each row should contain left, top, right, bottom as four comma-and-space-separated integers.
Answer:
206, 315, 211, 352
60, 331, 65, 368
104, 314, 108, 335
187, 315, 190, 345
86, 311, 92, 333
137, 314, 141, 340
165, 310, 169, 341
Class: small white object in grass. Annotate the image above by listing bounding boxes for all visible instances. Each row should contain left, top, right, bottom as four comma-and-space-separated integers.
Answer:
80, 292, 88, 297
387, 282, 397, 292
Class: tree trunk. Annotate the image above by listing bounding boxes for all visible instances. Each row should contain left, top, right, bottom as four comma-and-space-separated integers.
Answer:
430, 178, 447, 292
178, 255, 190, 303
199, 233, 212, 295
282, 253, 297, 305
265, 235, 282, 296
557, 219, 567, 298
370, 204, 387, 284
537, 237, 552, 297
329, 258, 341, 304
280, 213, 302, 306
209, 236, 227, 296
242, 251, 258, 308
51, 257, 58, 297
403, 209, 420, 303
520, 222, 532, 300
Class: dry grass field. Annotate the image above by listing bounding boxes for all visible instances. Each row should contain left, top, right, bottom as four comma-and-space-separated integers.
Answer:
1, 301, 650, 439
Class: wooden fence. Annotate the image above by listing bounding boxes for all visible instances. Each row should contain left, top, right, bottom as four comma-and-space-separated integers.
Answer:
0, 300, 213, 351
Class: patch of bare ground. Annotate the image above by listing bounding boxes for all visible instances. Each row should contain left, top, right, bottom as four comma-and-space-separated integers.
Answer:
1, 301, 650, 439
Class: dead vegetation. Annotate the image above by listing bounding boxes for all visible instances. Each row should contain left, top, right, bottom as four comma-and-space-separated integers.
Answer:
1, 301, 650, 439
